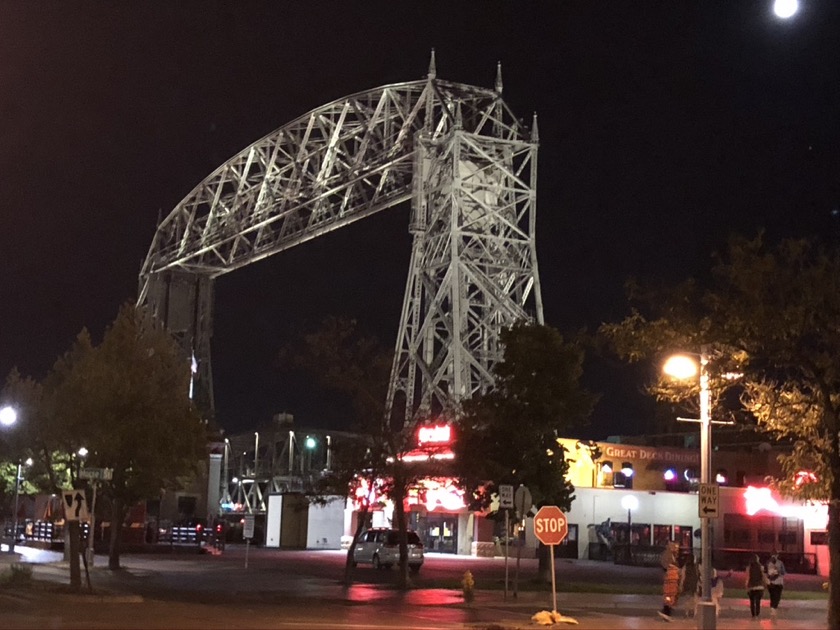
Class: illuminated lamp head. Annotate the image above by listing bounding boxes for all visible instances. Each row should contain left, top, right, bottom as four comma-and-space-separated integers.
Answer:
621, 463, 634, 477
600, 461, 613, 474
621, 494, 639, 511
663, 468, 677, 482
716, 469, 728, 485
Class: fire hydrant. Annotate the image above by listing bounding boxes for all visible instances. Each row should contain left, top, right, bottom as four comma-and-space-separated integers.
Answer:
461, 570, 475, 602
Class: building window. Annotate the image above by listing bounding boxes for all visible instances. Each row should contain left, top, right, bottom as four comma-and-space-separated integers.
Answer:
673, 525, 693, 549
654, 525, 672, 547
811, 531, 828, 546
778, 531, 797, 546
729, 529, 751, 544
599, 461, 614, 487
177, 495, 197, 518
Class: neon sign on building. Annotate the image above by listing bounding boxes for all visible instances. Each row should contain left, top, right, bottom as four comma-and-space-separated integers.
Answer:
743, 485, 827, 530
407, 478, 466, 512
417, 424, 452, 445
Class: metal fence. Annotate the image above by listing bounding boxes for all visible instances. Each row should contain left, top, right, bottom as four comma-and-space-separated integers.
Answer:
589, 542, 817, 574
715, 548, 817, 574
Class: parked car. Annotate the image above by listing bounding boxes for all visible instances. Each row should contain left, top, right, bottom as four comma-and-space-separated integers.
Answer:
352, 528, 424, 572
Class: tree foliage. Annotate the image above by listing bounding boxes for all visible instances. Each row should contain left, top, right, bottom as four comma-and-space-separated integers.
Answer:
2, 303, 207, 575
600, 234, 840, 629
287, 316, 426, 587
452, 322, 597, 512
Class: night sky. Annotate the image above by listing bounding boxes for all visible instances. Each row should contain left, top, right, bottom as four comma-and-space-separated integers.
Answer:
1, 2, 838, 439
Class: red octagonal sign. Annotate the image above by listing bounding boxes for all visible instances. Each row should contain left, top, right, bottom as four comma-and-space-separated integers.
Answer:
533, 505, 568, 545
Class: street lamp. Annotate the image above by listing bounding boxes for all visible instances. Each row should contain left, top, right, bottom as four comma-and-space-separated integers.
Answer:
305, 436, 316, 473
773, 0, 798, 19
621, 494, 638, 563
11, 458, 33, 554
1, 405, 19, 553
663, 347, 716, 630
0, 406, 16, 427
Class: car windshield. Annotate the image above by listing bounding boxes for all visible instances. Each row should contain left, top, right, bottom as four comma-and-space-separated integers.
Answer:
385, 531, 421, 545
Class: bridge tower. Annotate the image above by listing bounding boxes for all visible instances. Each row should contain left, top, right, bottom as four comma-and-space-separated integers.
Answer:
138, 54, 543, 425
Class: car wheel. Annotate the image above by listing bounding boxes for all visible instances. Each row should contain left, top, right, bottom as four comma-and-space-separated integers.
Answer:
372, 554, 382, 570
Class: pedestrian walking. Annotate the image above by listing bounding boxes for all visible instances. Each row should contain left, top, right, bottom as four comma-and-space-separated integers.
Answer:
745, 554, 767, 618
697, 563, 726, 617
680, 553, 699, 618
765, 552, 786, 617
660, 540, 678, 571
658, 542, 682, 622
710, 568, 725, 617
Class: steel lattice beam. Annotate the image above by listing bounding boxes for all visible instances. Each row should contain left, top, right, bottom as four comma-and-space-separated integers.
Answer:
139, 60, 542, 424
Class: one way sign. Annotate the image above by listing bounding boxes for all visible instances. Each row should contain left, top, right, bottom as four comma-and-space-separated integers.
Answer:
698, 483, 719, 518
62, 490, 89, 522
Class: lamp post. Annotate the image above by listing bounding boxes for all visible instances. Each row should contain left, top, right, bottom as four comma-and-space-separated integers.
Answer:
621, 494, 638, 564
664, 347, 716, 630
1, 405, 19, 553
11, 458, 32, 554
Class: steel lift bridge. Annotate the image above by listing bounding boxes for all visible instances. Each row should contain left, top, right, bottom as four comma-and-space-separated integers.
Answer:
138, 54, 544, 430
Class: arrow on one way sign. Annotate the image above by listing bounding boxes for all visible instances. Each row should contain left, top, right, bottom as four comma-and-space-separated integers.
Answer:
698, 483, 719, 518
62, 491, 89, 521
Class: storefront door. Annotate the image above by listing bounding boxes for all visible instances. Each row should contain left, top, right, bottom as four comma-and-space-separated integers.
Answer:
422, 514, 458, 553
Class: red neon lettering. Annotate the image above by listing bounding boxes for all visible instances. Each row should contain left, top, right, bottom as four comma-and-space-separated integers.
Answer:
418, 424, 451, 444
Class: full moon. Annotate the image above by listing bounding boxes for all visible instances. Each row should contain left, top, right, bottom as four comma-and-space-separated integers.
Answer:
774, 0, 799, 19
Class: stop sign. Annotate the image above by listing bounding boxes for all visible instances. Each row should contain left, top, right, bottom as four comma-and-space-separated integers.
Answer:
533, 505, 568, 545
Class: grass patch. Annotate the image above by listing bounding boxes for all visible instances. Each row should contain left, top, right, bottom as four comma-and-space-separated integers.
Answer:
769, 590, 828, 601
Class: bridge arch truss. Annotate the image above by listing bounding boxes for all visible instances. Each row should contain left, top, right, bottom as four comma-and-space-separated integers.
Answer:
139, 59, 544, 423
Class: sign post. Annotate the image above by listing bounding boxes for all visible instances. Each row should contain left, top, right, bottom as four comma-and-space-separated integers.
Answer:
499, 484, 514, 599
513, 485, 533, 597
243, 514, 255, 569
79, 468, 112, 567
533, 505, 569, 614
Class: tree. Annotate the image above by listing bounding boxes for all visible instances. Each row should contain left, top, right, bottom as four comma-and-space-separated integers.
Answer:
600, 234, 840, 629
3, 303, 208, 579
288, 316, 442, 588
64, 303, 208, 570
288, 317, 397, 584
452, 322, 597, 579
3, 338, 93, 588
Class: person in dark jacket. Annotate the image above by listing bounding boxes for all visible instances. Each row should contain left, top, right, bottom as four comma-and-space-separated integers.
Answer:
745, 554, 767, 618
680, 553, 699, 617
765, 552, 786, 617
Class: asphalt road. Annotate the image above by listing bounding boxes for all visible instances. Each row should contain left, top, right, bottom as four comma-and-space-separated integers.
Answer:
0, 545, 830, 629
